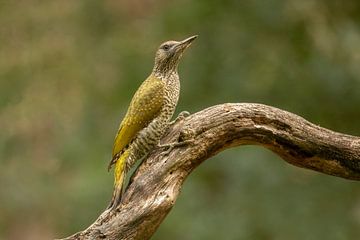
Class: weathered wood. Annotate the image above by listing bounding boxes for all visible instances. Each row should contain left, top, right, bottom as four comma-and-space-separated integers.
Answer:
58, 103, 360, 240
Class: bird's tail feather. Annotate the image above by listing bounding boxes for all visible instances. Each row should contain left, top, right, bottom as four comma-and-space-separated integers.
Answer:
107, 150, 129, 210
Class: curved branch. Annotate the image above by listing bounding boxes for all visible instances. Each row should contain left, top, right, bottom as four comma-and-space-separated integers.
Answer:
58, 103, 360, 240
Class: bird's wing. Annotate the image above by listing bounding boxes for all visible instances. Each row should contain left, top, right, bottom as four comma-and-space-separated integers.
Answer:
111, 75, 164, 161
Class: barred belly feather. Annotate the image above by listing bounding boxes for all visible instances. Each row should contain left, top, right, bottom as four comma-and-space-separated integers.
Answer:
123, 73, 179, 172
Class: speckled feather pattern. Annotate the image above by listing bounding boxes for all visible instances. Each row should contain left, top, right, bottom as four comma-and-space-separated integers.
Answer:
123, 72, 180, 171
110, 71, 180, 182
111, 75, 165, 160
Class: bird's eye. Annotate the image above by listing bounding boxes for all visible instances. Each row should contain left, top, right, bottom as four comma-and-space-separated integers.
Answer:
162, 44, 170, 51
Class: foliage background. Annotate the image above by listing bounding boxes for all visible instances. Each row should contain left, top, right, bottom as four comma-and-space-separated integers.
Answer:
0, 0, 360, 239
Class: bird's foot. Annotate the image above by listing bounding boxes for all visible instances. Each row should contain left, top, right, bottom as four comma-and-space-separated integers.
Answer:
169, 111, 190, 125
158, 139, 194, 156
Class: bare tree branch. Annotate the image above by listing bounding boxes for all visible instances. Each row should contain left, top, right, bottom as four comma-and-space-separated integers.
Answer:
58, 103, 360, 240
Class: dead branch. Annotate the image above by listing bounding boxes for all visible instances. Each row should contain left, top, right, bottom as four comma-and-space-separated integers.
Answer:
58, 103, 360, 240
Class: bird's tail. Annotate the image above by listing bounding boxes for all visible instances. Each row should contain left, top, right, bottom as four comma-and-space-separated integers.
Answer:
107, 150, 130, 210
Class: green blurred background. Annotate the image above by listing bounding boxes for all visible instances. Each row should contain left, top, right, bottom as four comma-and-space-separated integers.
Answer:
1, 0, 360, 239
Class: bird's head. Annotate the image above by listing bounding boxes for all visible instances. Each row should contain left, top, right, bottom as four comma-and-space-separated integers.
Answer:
153, 35, 197, 77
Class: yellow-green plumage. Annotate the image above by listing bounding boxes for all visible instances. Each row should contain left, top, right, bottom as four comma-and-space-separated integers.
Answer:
108, 35, 197, 210
111, 75, 164, 166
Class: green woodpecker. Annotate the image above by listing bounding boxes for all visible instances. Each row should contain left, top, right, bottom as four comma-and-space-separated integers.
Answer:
108, 35, 197, 209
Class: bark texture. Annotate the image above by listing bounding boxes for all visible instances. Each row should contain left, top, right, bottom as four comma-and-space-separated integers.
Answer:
58, 103, 360, 240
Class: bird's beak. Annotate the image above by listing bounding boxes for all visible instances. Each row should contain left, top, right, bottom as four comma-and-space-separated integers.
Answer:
174, 35, 198, 52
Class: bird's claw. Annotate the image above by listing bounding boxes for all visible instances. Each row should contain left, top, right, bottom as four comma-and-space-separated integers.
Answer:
158, 139, 194, 157
169, 111, 190, 125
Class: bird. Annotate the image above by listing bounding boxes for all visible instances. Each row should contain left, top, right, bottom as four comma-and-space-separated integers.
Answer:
107, 35, 197, 210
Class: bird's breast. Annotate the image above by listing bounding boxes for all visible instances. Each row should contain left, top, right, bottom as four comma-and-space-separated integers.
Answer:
164, 74, 180, 105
